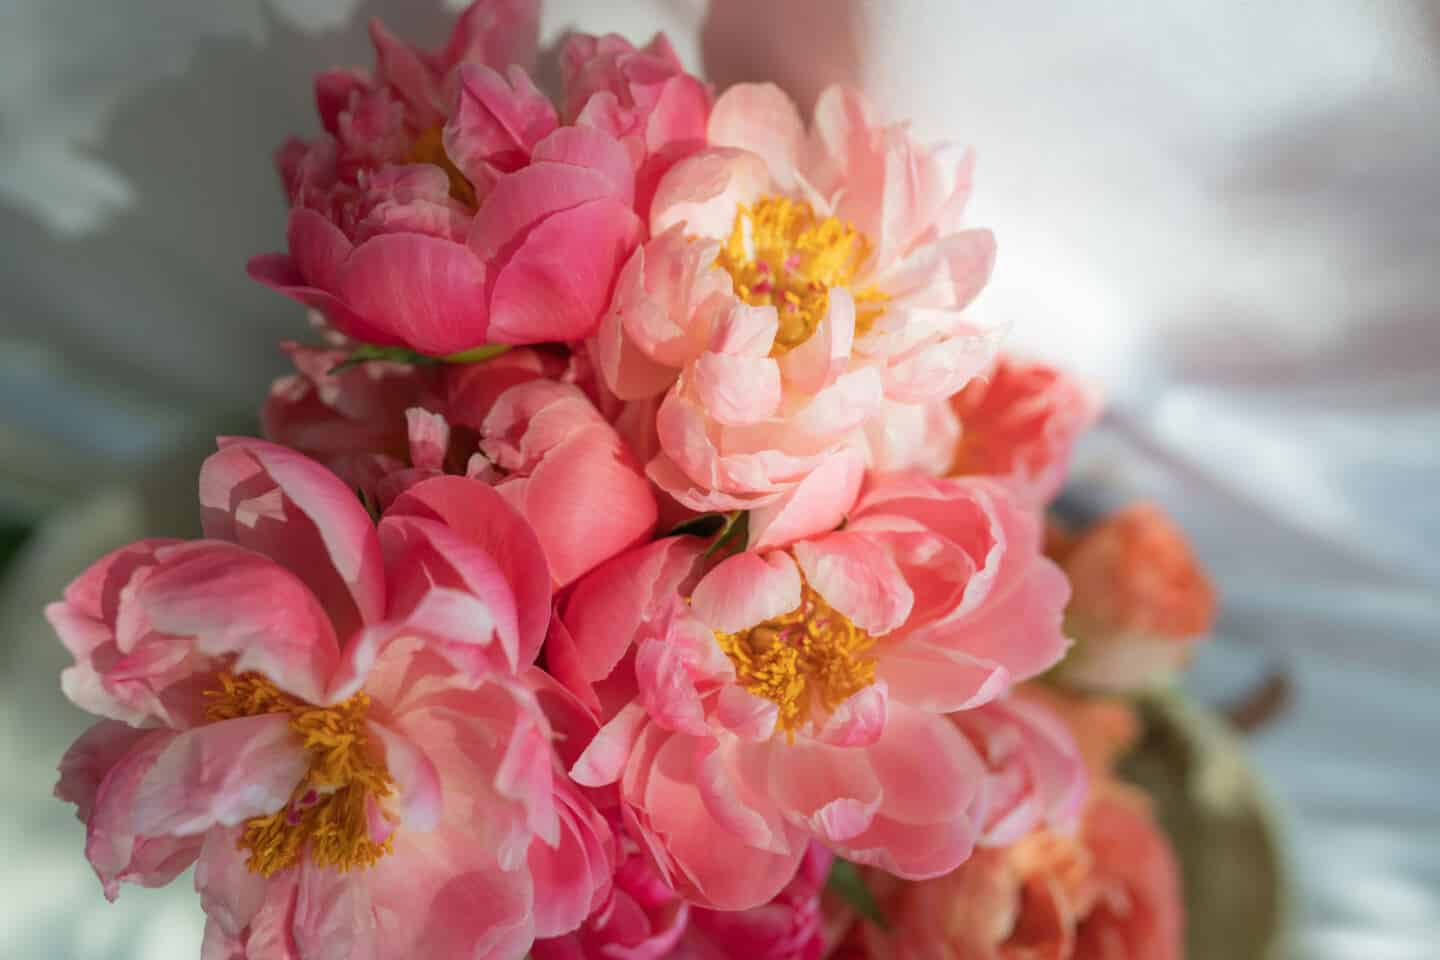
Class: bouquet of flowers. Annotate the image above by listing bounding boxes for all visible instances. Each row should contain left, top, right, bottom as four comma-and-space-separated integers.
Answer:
44, 3, 1221, 957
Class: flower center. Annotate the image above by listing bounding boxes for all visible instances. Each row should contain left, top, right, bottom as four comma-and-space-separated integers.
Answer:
716, 195, 889, 354
204, 672, 396, 877
714, 578, 878, 739
405, 125, 477, 208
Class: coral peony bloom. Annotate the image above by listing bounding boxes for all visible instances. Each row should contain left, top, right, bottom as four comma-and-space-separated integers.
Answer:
263, 345, 656, 587
590, 82, 1000, 534
1050, 503, 1217, 692
848, 691, 1182, 960
249, 0, 645, 356
557, 473, 1070, 910
531, 815, 692, 960
262, 338, 446, 488
677, 841, 833, 960
948, 356, 1102, 508
560, 33, 712, 218
48, 439, 611, 958
952, 695, 1087, 848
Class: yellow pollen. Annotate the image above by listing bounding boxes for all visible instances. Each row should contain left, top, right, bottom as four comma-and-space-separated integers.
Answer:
714, 577, 879, 739
405, 125, 477, 208
204, 672, 396, 877
716, 195, 889, 354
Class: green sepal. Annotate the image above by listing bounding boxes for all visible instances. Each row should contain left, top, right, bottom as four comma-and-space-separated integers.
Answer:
826, 858, 890, 931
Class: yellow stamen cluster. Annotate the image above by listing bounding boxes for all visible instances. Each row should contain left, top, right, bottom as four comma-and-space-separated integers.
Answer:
714, 578, 879, 738
405, 125, 477, 208
204, 672, 396, 877
716, 195, 889, 354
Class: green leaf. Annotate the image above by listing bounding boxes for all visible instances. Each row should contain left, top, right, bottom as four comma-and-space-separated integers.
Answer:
443, 343, 512, 363
826, 858, 890, 931
327, 342, 511, 373
702, 510, 748, 558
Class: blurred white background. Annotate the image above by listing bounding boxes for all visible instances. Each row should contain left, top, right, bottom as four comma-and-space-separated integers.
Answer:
1, 1, 1437, 957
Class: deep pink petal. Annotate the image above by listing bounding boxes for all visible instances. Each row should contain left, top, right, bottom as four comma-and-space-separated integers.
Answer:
386, 475, 551, 667
336, 234, 491, 356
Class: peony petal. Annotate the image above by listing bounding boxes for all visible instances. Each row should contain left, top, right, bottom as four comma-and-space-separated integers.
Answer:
138, 541, 340, 704
793, 531, 913, 635
707, 83, 805, 187
690, 551, 802, 634
746, 446, 864, 551
336, 234, 491, 357
386, 476, 551, 667
650, 147, 769, 239
202, 438, 386, 638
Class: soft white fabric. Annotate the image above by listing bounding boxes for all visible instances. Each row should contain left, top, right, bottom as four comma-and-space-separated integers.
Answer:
1, 1, 1437, 957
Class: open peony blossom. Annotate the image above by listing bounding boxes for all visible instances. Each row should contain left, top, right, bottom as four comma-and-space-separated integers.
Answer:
948, 356, 1102, 507
47, 439, 612, 958
248, 0, 688, 356
555, 472, 1070, 910
589, 82, 1000, 541
1049, 503, 1217, 692
264, 346, 657, 587
845, 691, 1183, 960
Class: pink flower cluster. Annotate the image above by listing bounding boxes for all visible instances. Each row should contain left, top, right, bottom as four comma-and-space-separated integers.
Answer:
46, 3, 1198, 958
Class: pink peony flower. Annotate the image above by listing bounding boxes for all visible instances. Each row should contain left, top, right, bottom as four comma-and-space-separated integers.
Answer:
1049, 503, 1217, 692
845, 691, 1182, 960
560, 33, 712, 218
249, 0, 648, 356
48, 439, 611, 957
531, 815, 692, 960
948, 356, 1102, 508
952, 695, 1087, 848
557, 472, 1070, 910
590, 83, 1000, 538
675, 842, 834, 960
262, 338, 446, 488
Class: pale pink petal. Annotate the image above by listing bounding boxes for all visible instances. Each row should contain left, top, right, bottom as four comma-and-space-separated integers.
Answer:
814, 682, 888, 748
131, 714, 309, 837
369, 721, 442, 832
877, 641, 1010, 713
767, 741, 882, 844
793, 531, 913, 635
707, 83, 805, 186
692, 352, 782, 425
690, 551, 802, 634
366, 825, 536, 959
746, 447, 864, 551
56, 720, 153, 823
712, 685, 779, 742
572, 701, 649, 788
293, 861, 376, 960
777, 287, 854, 395
650, 147, 769, 239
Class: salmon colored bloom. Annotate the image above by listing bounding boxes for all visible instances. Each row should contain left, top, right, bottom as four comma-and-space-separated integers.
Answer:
556, 473, 1070, 910
1050, 503, 1217, 692
846, 691, 1182, 960
264, 348, 657, 587
249, 0, 654, 356
48, 440, 611, 958
589, 83, 1000, 543
559, 33, 712, 218
948, 357, 1102, 507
